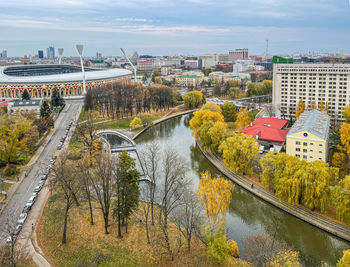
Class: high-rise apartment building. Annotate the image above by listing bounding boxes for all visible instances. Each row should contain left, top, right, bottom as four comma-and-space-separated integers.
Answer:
272, 63, 350, 120
38, 50, 44, 59
0, 50, 7, 58
47, 46, 55, 59
228, 49, 248, 62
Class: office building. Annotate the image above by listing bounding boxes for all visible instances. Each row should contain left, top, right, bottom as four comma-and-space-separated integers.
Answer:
38, 50, 44, 59
228, 49, 248, 63
137, 61, 153, 72
184, 60, 198, 69
272, 63, 350, 119
47, 46, 55, 59
286, 110, 330, 162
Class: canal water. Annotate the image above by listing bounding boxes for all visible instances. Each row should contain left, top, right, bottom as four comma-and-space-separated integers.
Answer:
134, 114, 350, 266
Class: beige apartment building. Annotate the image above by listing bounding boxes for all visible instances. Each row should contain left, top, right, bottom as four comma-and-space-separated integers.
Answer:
286, 110, 330, 162
272, 63, 350, 120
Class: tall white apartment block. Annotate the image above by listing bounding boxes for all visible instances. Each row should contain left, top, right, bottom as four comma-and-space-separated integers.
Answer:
273, 64, 350, 120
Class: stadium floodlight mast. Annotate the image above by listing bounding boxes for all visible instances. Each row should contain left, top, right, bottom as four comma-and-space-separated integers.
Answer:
58, 48, 64, 64
76, 44, 86, 95
120, 48, 137, 82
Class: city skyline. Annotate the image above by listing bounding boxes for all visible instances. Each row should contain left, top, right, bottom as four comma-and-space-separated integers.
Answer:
0, 0, 350, 57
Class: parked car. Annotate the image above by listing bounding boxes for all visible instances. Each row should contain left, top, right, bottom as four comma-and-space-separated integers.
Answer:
57, 144, 62, 150
34, 184, 42, 192
17, 213, 27, 225
14, 224, 22, 236
41, 174, 47, 181
32, 192, 38, 200
23, 205, 31, 213
26, 195, 36, 208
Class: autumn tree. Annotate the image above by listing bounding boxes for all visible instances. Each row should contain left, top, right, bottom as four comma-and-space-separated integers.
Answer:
332, 152, 347, 174
40, 100, 51, 119
50, 154, 80, 245
236, 107, 251, 131
130, 117, 142, 129
202, 102, 221, 113
154, 76, 162, 84
219, 134, 259, 175
334, 176, 350, 226
220, 102, 237, 122
340, 123, 350, 155
342, 106, 350, 123
183, 90, 205, 109
189, 108, 224, 139
309, 101, 317, 110
197, 172, 233, 225
337, 250, 350, 267
295, 99, 305, 118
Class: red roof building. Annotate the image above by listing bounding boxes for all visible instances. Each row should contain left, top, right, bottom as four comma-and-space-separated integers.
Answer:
241, 117, 289, 143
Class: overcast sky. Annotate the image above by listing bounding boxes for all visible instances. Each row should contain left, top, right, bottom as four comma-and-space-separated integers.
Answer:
1, 0, 350, 57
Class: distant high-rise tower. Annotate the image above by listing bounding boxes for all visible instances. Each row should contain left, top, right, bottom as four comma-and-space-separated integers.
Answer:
38, 50, 44, 59
1, 50, 7, 58
265, 39, 269, 57
96, 52, 102, 59
47, 46, 55, 59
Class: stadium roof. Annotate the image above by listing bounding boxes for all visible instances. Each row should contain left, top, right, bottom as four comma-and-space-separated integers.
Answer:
0, 64, 132, 84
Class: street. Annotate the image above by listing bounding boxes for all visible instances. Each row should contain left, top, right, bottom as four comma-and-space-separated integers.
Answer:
0, 100, 82, 245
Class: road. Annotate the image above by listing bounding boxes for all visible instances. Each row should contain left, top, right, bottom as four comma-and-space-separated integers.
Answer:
0, 100, 82, 245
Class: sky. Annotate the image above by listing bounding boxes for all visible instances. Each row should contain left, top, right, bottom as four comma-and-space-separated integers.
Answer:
1, 0, 350, 57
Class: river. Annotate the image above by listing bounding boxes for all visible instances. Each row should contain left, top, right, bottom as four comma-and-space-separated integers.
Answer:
133, 114, 349, 266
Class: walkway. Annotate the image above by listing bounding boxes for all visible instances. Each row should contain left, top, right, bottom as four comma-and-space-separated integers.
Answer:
197, 141, 350, 242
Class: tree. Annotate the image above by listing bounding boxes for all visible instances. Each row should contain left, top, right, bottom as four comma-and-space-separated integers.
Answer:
236, 108, 251, 131
219, 134, 259, 175
183, 90, 205, 109
189, 109, 224, 139
113, 151, 140, 237
342, 106, 350, 123
340, 123, 350, 155
228, 87, 240, 100
21, 89, 30, 100
337, 250, 350, 267
50, 154, 80, 245
332, 152, 347, 172
334, 176, 350, 226
309, 101, 317, 110
130, 117, 142, 129
197, 172, 233, 225
202, 102, 221, 113
154, 76, 162, 84
40, 100, 51, 119
51, 88, 65, 107
295, 99, 305, 118
229, 240, 239, 258
173, 189, 203, 251
90, 151, 114, 234
141, 142, 160, 225
159, 148, 189, 260
220, 102, 237, 122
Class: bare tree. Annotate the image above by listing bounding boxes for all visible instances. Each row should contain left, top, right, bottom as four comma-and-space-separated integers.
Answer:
75, 111, 98, 160
173, 189, 203, 251
89, 151, 114, 234
158, 148, 189, 261
50, 153, 81, 246
140, 141, 160, 225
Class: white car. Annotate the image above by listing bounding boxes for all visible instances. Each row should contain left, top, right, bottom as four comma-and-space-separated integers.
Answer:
26, 195, 36, 208
17, 213, 27, 225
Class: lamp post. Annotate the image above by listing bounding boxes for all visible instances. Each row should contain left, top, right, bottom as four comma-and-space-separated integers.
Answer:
120, 48, 137, 82
76, 44, 86, 95
58, 48, 64, 64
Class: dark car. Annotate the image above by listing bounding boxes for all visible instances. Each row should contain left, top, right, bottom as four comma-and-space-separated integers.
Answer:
23, 205, 31, 213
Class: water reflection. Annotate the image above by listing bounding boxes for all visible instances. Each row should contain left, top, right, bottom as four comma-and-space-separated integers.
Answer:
135, 114, 350, 266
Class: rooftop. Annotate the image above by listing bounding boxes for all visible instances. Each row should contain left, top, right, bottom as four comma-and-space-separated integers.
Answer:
287, 110, 330, 140
242, 117, 289, 143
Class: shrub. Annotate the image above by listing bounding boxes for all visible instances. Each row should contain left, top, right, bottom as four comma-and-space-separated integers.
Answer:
2, 164, 19, 177
229, 240, 239, 258
130, 117, 143, 129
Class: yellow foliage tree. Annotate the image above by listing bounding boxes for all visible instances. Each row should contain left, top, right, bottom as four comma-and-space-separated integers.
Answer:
229, 240, 239, 258
189, 109, 224, 139
340, 123, 350, 155
130, 117, 143, 129
337, 250, 350, 267
343, 106, 350, 123
332, 152, 347, 171
197, 172, 233, 224
309, 101, 317, 110
154, 76, 162, 84
334, 176, 350, 226
183, 90, 205, 109
236, 107, 251, 131
269, 250, 302, 267
318, 98, 326, 111
295, 99, 305, 118
219, 133, 259, 175
202, 102, 222, 113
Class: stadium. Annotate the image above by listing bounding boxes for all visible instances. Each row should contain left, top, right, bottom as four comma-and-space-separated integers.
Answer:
0, 64, 132, 98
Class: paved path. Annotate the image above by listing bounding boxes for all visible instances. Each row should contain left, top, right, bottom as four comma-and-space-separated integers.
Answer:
197, 141, 350, 242
0, 100, 82, 266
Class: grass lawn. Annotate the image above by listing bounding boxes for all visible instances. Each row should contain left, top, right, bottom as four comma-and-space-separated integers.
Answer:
0, 182, 13, 192
37, 192, 231, 267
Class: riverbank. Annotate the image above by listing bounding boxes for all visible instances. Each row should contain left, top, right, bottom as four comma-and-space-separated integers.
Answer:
195, 139, 350, 242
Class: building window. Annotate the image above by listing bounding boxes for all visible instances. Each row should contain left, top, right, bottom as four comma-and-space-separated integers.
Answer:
310, 143, 314, 145
303, 149, 307, 153
310, 150, 313, 152
319, 151, 322, 153
303, 132, 308, 137
319, 144, 323, 146
296, 148, 300, 152
296, 141, 301, 145
303, 142, 307, 146
303, 155, 307, 159
319, 158, 322, 160
296, 154, 300, 158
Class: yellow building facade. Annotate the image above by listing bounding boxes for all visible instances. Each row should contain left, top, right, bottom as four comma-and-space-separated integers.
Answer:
286, 110, 330, 162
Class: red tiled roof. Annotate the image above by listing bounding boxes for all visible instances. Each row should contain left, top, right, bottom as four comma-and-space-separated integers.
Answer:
242, 117, 289, 143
